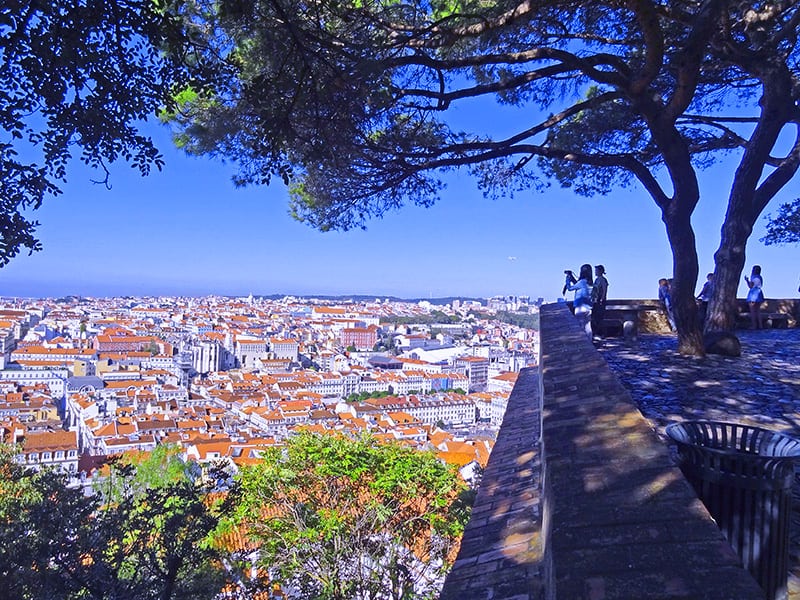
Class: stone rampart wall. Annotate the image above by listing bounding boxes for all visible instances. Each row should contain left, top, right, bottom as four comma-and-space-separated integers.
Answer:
439, 365, 545, 599
439, 302, 765, 599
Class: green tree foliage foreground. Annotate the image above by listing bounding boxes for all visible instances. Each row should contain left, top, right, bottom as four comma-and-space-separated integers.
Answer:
0, 434, 471, 599
170, 0, 800, 355
227, 432, 471, 600
0, 444, 227, 600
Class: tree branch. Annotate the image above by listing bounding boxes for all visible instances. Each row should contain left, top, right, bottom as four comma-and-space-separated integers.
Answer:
753, 125, 800, 214
628, 0, 664, 95
664, 0, 724, 122
382, 46, 629, 80
675, 116, 749, 149
426, 1, 537, 45
771, 4, 800, 47
399, 63, 578, 107
389, 90, 625, 155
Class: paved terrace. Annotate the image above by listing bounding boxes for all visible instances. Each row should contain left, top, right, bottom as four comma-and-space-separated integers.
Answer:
598, 327, 800, 596
440, 302, 792, 599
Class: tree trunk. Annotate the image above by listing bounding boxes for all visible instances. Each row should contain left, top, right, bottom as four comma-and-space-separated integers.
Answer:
160, 557, 180, 600
662, 200, 704, 355
641, 97, 705, 355
706, 215, 752, 333
706, 66, 798, 334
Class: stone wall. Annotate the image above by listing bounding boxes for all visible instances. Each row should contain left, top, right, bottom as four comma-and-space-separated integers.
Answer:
439, 365, 545, 599
439, 302, 764, 599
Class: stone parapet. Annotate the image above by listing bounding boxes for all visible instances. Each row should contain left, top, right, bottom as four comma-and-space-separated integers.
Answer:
439, 365, 544, 599
440, 302, 764, 599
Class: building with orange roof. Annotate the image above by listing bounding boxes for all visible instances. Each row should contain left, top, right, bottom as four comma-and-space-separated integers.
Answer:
0, 323, 16, 368
277, 399, 313, 422
248, 407, 289, 437
102, 378, 156, 390
270, 337, 299, 361
399, 357, 444, 374
0, 393, 59, 422
94, 334, 171, 355
386, 411, 418, 425
300, 372, 345, 398
234, 337, 267, 370
436, 449, 477, 468
256, 357, 292, 374
311, 306, 347, 317
101, 434, 158, 455
435, 449, 482, 484
16, 430, 79, 475
293, 423, 330, 437
454, 355, 490, 392
0, 366, 70, 397
355, 393, 478, 427
487, 370, 519, 394
185, 439, 233, 462
394, 425, 427, 442
66, 393, 99, 437
316, 350, 350, 373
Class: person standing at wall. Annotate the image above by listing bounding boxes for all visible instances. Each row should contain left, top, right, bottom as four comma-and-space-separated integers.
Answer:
744, 265, 764, 329
566, 264, 594, 340
658, 278, 676, 332
591, 265, 609, 340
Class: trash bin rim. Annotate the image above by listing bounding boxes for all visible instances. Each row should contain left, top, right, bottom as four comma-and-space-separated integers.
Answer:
665, 420, 800, 461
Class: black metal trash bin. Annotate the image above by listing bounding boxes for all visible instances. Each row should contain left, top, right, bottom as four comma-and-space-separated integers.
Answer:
666, 421, 800, 600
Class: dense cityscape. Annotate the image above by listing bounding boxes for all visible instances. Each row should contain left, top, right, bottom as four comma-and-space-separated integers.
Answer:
0, 294, 538, 491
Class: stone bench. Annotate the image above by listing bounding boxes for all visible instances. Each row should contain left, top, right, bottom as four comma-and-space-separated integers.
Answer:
766, 313, 791, 328
597, 317, 624, 337
602, 303, 655, 337
737, 311, 791, 329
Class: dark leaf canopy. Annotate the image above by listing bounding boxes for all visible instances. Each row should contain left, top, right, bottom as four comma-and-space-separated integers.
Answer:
762, 198, 800, 245
173, 0, 800, 229
0, 0, 202, 265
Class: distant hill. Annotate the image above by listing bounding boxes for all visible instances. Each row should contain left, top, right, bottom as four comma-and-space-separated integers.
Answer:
254, 294, 485, 306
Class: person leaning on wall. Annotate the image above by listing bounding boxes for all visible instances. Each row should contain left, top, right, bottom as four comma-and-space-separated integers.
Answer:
696, 273, 713, 326
658, 278, 676, 332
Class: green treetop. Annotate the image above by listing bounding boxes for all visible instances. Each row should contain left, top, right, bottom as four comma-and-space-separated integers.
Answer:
227, 431, 472, 600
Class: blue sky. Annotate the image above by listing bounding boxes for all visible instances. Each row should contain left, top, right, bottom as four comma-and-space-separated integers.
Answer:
2, 109, 799, 302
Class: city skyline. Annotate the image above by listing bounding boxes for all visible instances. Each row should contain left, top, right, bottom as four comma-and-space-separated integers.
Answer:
3, 109, 800, 302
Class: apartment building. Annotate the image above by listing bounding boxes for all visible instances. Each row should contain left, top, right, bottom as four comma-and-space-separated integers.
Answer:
455, 355, 490, 392
16, 430, 79, 475
340, 325, 379, 350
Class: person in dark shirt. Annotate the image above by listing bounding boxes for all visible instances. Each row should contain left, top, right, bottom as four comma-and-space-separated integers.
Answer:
590, 265, 608, 339
696, 273, 713, 326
